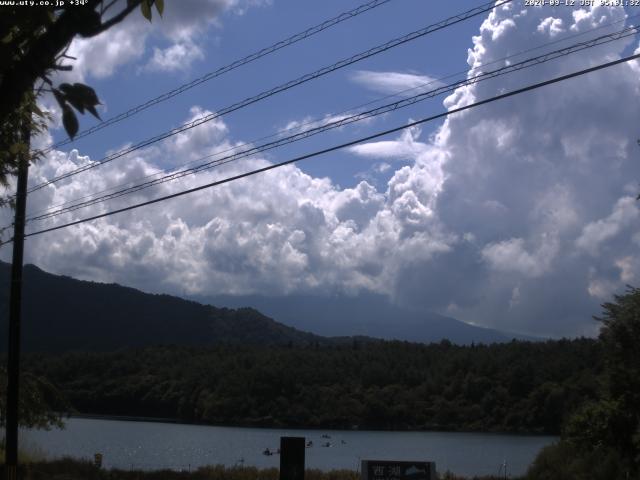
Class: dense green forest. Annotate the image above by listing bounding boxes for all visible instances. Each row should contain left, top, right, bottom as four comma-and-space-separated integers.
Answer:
23, 338, 601, 434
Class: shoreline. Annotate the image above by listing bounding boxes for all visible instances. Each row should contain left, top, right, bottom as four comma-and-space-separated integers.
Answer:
68, 413, 558, 438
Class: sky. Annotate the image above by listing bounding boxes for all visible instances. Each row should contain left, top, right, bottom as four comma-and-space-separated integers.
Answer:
2, 0, 640, 338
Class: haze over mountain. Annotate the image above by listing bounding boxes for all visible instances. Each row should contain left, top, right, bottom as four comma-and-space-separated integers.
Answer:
0, 261, 534, 352
200, 293, 537, 344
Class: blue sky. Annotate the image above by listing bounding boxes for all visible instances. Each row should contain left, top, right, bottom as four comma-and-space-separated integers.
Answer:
55, 0, 481, 185
3, 0, 640, 338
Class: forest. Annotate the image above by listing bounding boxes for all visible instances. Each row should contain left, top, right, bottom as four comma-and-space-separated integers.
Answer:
22, 337, 602, 434
8, 286, 640, 478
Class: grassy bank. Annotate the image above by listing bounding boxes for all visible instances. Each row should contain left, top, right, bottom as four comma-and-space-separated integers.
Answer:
12, 458, 520, 480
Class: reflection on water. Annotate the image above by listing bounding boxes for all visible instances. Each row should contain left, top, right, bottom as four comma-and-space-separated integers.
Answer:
22, 418, 556, 477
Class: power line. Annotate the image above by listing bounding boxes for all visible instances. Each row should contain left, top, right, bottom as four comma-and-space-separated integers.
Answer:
27, 0, 512, 194
26, 25, 640, 223
6, 50, 637, 245
43, 0, 394, 153
25, 12, 638, 222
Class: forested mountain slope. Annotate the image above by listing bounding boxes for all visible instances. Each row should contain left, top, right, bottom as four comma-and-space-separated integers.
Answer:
0, 262, 325, 351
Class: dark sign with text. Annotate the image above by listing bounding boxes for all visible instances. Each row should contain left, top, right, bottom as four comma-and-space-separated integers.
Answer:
361, 460, 435, 480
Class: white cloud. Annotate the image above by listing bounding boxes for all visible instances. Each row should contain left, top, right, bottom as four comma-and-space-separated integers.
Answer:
9, 1, 640, 339
586, 256, 640, 300
351, 70, 443, 97
575, 196, 639, 256
375, 162, 391, 173
482, 236, 559, 278
537, 17, 564, 37
424, 0, 640, 336
279, 113, 364, 137
587, 271, 617, 300
64, 20, 148, 81
58, 0, 262, 83
162, 106, 231, 165
144, 42, 205, 72
348, 125, 428, 160
4, 106, 452, 300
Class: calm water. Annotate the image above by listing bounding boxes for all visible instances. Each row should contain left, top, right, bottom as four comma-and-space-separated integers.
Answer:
22, 418, 556, 477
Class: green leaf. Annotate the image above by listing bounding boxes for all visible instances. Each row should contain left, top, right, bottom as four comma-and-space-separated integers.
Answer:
58, 83, 73, 94
141, 0, 152, 22
1, 30, 13, 44
57, 83, 101, 116
32, 104, 45, 118
155, 0, 164, 17
65, 95, 85, 114
52, 89, 66, 110
62, 105, 79, 139
72, 83, 100, 106
58, 84, 84, 114
9, 143, 25, 155
86, 104, 101, 120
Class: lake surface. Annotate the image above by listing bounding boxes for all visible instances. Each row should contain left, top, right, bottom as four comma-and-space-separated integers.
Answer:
23, 418, 557, 477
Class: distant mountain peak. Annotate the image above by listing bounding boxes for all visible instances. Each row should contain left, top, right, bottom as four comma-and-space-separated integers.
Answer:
0, 261, 539, 352
196, 292, 541, 345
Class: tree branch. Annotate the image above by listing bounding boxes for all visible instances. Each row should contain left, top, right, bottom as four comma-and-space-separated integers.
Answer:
0, 1, 143, 126
101, 0, 120, 16
81, 0, 143, 38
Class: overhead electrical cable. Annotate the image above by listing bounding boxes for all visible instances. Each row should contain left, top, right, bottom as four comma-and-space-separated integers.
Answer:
26, 12, 638, 222
2, 50, 635, 246
27, 0, 512, 194
44, 0, 394, 152
25, 25, 640, 223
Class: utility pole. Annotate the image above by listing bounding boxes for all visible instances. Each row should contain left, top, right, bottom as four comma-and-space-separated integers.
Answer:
5, 124, 30, 480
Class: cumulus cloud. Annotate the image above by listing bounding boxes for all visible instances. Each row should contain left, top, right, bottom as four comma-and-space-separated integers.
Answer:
3, 105, 452, 302
144, 42, 205, 73
482, 236, 559, 278
347, 1, 639, 336
537, 17, 564, 37
8, 1, 640, 339
59, 0, 263, 83
428, 1, 638, 335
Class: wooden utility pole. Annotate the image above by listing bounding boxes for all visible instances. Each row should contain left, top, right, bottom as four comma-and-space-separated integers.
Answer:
5, 124, 30, 480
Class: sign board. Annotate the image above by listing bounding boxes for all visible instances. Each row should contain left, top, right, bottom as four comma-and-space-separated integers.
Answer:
361, 460, 436, 480
280, 436, 305, 480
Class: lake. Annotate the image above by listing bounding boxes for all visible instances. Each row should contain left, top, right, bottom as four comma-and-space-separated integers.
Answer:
22, 418, 557, 477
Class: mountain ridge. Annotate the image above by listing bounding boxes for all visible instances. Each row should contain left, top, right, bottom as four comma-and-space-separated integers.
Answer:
198, 293, 538, 344
0, 261, 536, 352
0, 262, 327, 352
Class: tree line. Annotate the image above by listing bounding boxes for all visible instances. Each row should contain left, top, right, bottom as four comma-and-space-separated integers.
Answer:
21, 337, 602, 435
